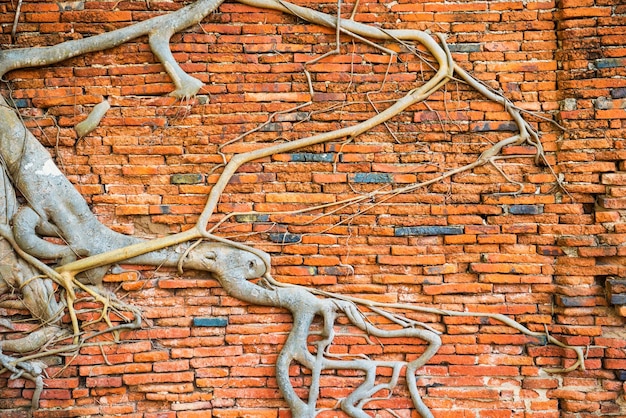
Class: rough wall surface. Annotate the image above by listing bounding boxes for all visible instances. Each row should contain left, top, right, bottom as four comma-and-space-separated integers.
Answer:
0, 0, 625, 417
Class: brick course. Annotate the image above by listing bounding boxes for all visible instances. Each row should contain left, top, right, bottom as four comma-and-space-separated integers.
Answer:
0, 0, 625, 417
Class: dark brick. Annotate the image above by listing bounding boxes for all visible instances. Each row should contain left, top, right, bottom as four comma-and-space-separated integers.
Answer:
235, 214, 270, 223
448, 43, 481, 52
611, 294, 626, 305
269, 233, 301, 243
472, 121, 518, 132
611, 88, 626, 99
193, 317, 228, 327
291, 153, 334, 162
259, 122, 283, 132
595, 58, 626, 69
57, 1, 85, 11
395, 226, 464, 236
508, 205, 544, 215
351, 173, 392, 183
556, 295, 597, 307
10, 98, 30, 108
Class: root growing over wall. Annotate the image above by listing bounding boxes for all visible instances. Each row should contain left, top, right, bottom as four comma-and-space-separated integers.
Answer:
0, 0, 583, 416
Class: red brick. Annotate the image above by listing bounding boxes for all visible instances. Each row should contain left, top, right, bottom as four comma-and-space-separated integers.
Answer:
212, 410, 277, 417
153, 360, 190, 373
378, 254, 445, 265
448, 365, 520, 377
86, 377, 123, 388
134, 352, 169, 362
597, 196, 626, 209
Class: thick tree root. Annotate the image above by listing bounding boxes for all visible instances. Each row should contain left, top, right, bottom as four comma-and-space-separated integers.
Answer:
0, 326, 66, 354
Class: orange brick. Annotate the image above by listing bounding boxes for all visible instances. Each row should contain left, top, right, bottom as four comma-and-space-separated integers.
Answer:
423, 283, 492, 295
378, 255, 445, 265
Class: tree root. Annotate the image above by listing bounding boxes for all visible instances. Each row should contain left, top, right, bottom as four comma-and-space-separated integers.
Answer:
0, 326, 69, 408
0, 0, 577, 416
215, 267, 442, 417
75, 99, 110, 138
0, 348, 45, 408
0, 326, 67, 354
264, 272, 586, 375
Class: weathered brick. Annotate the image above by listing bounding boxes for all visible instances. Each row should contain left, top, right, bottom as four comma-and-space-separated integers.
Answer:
595, 211, 622, 223
86, 376, 122, 388
290, 152, 334, 162
171, 173, 204, 184
597, 196, 626, 209
268, 232, 301, 243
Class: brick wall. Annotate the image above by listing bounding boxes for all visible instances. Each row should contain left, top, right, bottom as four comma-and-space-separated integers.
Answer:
0, 0, 625, 417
